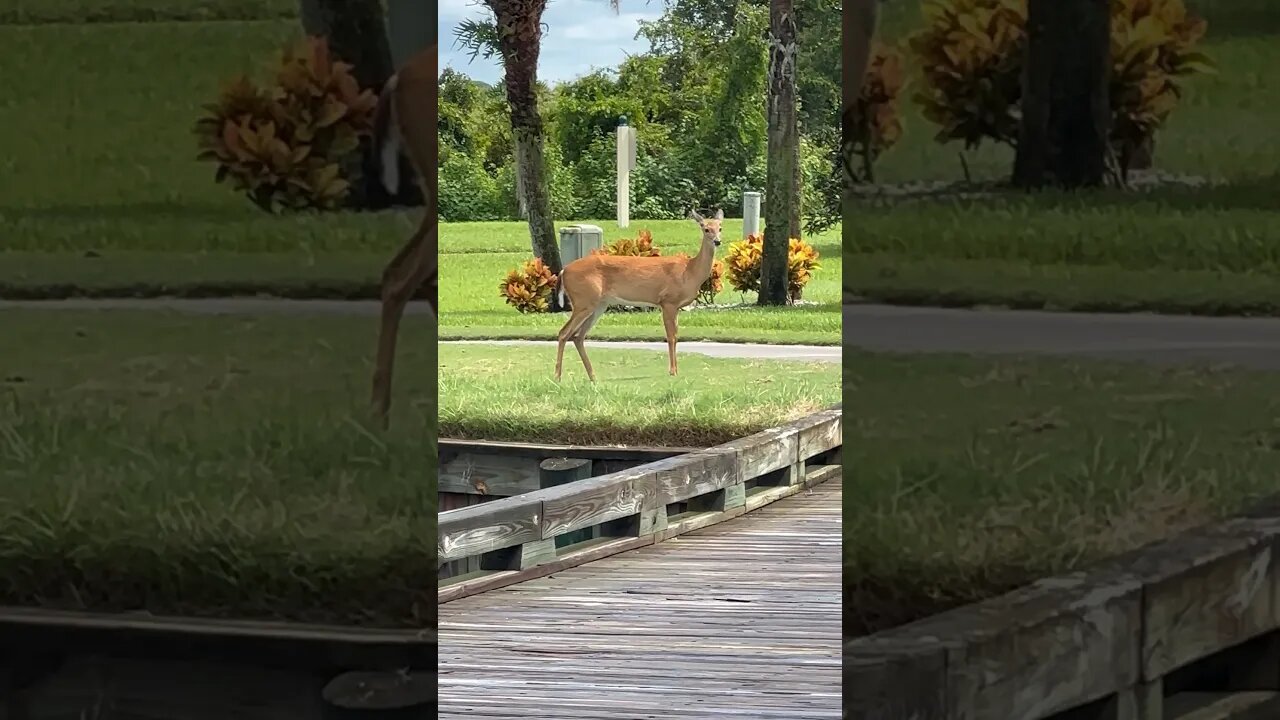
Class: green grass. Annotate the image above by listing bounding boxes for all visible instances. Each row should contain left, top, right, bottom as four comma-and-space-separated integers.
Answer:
440, 219, 842, 345
0, 19, 404, 295
439, 344, 840, 446
0, 0, 294, 24
845, 1, 1280, 314
0, 309, 434, 627
844, 350, 1280, 637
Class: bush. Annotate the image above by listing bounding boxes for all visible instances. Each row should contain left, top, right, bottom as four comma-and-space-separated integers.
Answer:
499, 258, 558, 314
1109, 0, 1216, 174
849, 42, 907, 183
194, 36, 376, 213
724, 234, 822, 303
597, 229, 661, 257
909, 0, 1214, 171
439, 152, 505, 221
698, 259, 726, 305
909, 0, 1027, 149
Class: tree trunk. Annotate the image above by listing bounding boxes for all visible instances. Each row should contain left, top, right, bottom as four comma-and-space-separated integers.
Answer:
300, 0, 401, 210
789, 132, 802, 240
490, 0, 562, 306
1012, 0, 1111, 189
761, 0, 799, 307
305, 0, 394, 96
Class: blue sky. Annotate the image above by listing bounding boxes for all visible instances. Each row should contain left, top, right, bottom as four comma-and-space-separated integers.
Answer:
438, 0, 665, 85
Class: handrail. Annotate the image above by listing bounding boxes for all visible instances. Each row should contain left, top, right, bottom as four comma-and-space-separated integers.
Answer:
845, 500, 1280, 719
438, 405, 843, 603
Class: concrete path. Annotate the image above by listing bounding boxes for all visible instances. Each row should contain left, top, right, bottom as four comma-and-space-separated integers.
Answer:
845, 304, 1280, 369
7, 298, 1280, 368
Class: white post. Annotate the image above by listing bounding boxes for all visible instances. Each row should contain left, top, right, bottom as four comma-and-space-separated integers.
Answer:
743, 191, 762, 238
616, 118, 636, 228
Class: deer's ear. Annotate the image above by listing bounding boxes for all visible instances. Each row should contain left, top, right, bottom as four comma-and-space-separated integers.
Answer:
714, 208, 724, 221
688, 210, 704, 224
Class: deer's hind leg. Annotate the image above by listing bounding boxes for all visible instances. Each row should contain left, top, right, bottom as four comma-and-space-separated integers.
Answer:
556, 302, 599, 382
371, 220, 436, 426
570, 304, 607, 382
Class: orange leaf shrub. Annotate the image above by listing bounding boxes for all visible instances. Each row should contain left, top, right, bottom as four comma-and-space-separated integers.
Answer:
193, 36, 377, 213
499, 258, 558, 314
724, 234, 821, 303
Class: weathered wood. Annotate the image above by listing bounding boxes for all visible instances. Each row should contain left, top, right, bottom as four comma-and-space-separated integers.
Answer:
0, 607, 430, 673
437, 495, 541, 562
541, 458, 595, 547
1162, 691, 1280, 720
795, 409, 842, 462
1132, 518, 1280, 680
653, 448, 739, 505
439, 438, 697, 461
718, 423, 800, 480
439, 481, 842, 719
438, 452, 541, 497
844, 637, 947, 720
539, 463, 664, 539
437, 536, 654, 605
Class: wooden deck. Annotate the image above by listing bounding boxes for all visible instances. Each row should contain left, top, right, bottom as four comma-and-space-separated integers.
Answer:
439, 478, 841, 719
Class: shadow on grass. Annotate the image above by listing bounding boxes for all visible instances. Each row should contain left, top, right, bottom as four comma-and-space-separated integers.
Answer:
0, 200, 257, 224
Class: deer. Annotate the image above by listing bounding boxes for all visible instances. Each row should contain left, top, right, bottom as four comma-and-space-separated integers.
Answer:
554, 209, 723, 382
368, 44, 437, 428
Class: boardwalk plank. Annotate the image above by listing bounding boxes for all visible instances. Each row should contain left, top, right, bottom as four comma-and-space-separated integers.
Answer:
439, 479, 841, 719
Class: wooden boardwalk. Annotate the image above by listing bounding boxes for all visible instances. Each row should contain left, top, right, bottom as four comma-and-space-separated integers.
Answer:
439, 479, 842, 719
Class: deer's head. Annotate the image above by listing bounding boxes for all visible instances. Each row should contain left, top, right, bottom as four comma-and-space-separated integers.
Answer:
688, 208, 724, 247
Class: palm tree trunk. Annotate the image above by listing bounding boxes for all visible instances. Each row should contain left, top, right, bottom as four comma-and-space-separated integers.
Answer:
761, 0, 799, 306
1013, 0, 1111, 188
489, 0, 562, 309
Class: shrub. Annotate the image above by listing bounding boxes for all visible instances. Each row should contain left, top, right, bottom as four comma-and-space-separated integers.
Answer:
849, 42, 907, 182
724, 234, 822, 303
597, 229, 662, 257
499, 258, 558, 314
701, 259, 726, 305
194, 36, 376, 213
1109, 0, 1215, 174
439, 152, 505, 221
909, 0, 1214, 172
908, 0, 1027, 150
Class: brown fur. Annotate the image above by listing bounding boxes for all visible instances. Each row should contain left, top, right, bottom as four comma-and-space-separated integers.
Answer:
554, 210, 723, 382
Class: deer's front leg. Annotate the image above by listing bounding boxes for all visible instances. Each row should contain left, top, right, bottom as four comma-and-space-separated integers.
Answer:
661, 304, 679, 376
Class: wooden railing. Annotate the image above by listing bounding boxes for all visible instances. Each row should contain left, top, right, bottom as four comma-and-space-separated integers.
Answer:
438, 405, 843, 603
845, 497, 1280, 720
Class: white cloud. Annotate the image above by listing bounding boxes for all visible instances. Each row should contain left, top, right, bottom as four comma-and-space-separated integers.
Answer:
438, 0, 662, 84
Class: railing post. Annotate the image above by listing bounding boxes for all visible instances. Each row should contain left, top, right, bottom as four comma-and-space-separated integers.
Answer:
540, 458, 595, 547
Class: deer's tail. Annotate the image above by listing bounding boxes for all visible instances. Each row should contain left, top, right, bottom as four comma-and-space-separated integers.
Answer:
372, 73, 401, 195
557, 277, 566, 309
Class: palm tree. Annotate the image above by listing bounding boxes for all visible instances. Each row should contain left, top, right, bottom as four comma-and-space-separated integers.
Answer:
760, 0, 800, 306
456, 0, 620, 310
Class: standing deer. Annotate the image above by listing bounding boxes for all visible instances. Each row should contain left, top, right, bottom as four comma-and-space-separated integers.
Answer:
369, 45, 437, 427
554, 209, 723, 382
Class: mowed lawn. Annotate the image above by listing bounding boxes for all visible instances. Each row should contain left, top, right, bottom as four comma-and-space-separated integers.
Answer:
844, 350, 1280, 636
845, 0, 1280, 315
0, 17, 412, 294
0, 309, 434, 627
439, 220, 843, 346
439, 343, 840, 446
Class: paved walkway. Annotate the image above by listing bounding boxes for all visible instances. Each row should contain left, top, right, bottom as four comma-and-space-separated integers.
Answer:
8, 297, 1279, 368
439, 479, 842, 720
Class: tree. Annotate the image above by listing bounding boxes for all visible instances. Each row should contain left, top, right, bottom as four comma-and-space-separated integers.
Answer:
298, 0, 419, 209
760, 0, 799, 306
838, 0, 879, 236
1012, 0, 1111, 189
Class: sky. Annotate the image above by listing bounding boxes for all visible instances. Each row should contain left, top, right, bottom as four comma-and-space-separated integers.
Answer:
438, 0, 665, 85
